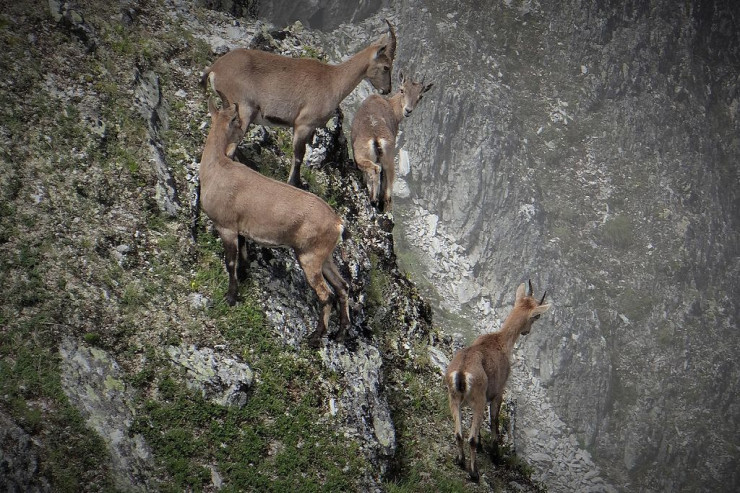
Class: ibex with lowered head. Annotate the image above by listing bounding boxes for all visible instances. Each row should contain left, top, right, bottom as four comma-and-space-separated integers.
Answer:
199, 96, 351, 348
445, 280, 550, 481
351, 71, 432, 211
201, 21, 397, 188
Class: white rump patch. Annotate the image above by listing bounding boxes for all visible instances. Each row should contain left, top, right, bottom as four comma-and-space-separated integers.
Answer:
464, 372, 474, 393
378, 138, 391, 153
366, 139, 377, 161
448, 371, 459, 388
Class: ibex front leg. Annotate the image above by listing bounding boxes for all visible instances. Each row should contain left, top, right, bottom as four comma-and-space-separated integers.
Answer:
217, 228, 240, 306
322, 259, 351, 342
288, 124, 315, 188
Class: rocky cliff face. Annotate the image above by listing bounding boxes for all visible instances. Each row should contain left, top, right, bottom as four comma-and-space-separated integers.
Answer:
249, 0, 740, 491
385, 0, 738, 491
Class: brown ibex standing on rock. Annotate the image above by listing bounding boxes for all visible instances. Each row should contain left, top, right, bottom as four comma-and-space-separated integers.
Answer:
351, 71, 432, 211
199, 96, 351, 348
445, 280, 550, 482
200, 21, 396, 188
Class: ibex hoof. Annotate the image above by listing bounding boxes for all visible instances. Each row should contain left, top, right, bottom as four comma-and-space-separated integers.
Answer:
226, 294, 237, 306
288, 177, 307, 190
468, 470, 479, 483
306, 330, 323, 349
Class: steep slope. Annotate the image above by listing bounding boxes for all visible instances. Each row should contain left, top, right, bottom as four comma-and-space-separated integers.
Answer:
389, 0, 740, 491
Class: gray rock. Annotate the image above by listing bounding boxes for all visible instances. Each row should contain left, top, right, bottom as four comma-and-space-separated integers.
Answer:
0, 411, 51, 493
320, 340, 395, 487
133, 68, 180, 217
428, 346, 449, 375
59, 338, 154, 491
166, 345, 253, 407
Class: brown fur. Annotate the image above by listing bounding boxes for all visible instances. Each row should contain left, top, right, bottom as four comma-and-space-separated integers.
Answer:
201, 21, 396, 188
350, 71, 432, 211
444, 281, 551, 481
200, 99, 351, 348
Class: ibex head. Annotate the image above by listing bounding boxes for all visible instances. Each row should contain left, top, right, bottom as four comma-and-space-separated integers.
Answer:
398, 71, 433, 117
515, 279, 551, 335
207, 94, 243, 157
366, 20, 397, 94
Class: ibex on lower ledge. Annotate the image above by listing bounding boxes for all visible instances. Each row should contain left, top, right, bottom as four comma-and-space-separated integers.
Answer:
201, 21, 396, 188
350, 71, 432, 211
199, 97, 351, 348
445, 280, 550, 482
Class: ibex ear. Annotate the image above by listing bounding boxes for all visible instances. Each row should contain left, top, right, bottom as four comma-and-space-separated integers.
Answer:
398, 70, 405, 84
375, 45, 387, 58
515, 283, 527, 301
225, 143, 237, 159
531, 303, 551, 317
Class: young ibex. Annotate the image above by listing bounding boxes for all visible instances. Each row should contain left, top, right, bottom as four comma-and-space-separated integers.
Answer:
351, 71, 432, 211
200, 21, 397, 188
445, 280, 551, 481
199, 96, 351, 348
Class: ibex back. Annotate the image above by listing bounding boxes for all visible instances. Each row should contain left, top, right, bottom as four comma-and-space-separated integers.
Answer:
201, 21, 397, 188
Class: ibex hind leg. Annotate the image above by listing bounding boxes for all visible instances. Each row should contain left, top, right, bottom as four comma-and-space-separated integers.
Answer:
378, 142, 395, 212
322, 260, 350, 342
299, 253, 333, 348
355, 156, 381, 205
467, 396, 486, 482
449, 393, 466, 470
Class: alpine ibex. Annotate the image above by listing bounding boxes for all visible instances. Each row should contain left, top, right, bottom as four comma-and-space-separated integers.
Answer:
351, 71, 432, 211
445, 280, 551, 481
199, 96, 351, 348
200, 21, 397, 188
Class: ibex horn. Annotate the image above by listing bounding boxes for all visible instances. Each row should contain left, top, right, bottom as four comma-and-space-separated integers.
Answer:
385, 19, 396, 56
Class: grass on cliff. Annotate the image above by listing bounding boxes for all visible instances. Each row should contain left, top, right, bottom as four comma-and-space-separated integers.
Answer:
129, 294, 367, 492
0, 316, 115, 491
